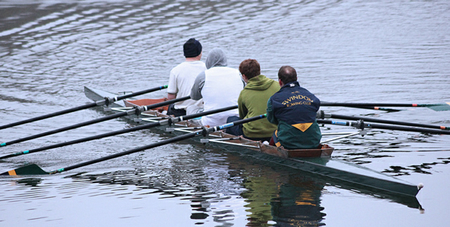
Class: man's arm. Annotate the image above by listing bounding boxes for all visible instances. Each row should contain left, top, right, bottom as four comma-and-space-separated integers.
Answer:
237, 93, 247, 119
266, 98, 278, 125
190, 72, 205, 100
167, 69, 178, 100
167, 93, 177, 100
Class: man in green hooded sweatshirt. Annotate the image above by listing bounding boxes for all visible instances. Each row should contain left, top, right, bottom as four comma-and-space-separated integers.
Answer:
226, 59, 280, 142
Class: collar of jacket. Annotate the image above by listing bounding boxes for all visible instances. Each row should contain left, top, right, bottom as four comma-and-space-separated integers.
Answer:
281, 81, 300, 89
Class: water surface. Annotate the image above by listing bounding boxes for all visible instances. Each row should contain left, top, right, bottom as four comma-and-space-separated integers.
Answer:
1, 0, 449, 226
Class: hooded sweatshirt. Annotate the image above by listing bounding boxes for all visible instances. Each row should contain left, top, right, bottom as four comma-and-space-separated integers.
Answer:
238, 75, 280, 138
190, 49, 243, 126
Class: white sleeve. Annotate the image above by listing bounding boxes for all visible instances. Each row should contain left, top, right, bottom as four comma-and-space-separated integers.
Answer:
167, 69, 177, 94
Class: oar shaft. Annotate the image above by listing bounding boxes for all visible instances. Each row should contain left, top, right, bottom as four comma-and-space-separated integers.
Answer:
317, 119, 450, 135
322, 102, 450, 111
115, 85, 168, 100
0, 121, 161, 160
0, 96, 190, 147
52, 132, 199, 174
338, 106, 401, 112
0, 85, 168, 130
0, 105, 237, 159
53, 113, 265, 174
0, 111, 128, 147
141, 96, 190, 112
170, 105, 238, 123
1, 113, 266, 175
0, 103, 97, 130
319, 112, 449, 130
321, 102, 442, 107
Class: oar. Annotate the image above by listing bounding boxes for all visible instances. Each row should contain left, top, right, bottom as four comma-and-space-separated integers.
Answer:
317, 111, 450, 130
317, 119, 450, 135
321, 102, 450, 111
1, 114, 266, 175
340, 106, 401, 112
0, 96, 189, 148
0, 85, 168, 130
0, 105, 238, 160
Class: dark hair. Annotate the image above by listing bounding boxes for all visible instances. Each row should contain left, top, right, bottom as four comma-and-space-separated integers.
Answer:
239, 59, 260, 80
278, 66, 297, 84
183, 38, 202, 57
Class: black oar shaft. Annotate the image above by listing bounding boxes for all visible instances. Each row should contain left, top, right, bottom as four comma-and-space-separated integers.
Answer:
319, 112, 449, 130
321, 102, 428, 107
51, 113, 265, 174
0, 111, 128, 147
0, 121, 161, 159
0, 105, 238, 159
0, 113, 266, 175
317, 119, 450, 135
53, 132, 199, 174
0, 85, 168, 130
0, 103, 97, 130
115, 85, 167, 100
0, 96, 190, 147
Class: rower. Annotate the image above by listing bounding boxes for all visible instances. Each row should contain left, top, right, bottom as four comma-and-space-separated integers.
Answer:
267, 66, 322, 149
225, 59, 280, 142
190, 48, 244, 126
167, 38, 206, 116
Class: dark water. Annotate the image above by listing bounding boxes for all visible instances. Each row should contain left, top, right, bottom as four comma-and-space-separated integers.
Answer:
1, 0, 449, 226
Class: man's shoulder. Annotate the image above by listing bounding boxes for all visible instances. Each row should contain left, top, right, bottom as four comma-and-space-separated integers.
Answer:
172, 61, 205, 72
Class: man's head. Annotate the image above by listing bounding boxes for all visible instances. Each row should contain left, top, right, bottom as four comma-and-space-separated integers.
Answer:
278, 66, 297, 86
239, 59, 260, 82
183, 38, 202, 58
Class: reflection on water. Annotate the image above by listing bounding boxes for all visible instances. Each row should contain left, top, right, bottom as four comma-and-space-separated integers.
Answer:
242, 173, 326, 226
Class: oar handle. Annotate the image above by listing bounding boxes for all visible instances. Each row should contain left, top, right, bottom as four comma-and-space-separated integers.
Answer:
169, 105, 238, 124
202, 114, 267, 136
133, 96, 191, 114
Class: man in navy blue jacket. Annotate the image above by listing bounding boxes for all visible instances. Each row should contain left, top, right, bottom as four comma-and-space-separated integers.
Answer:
267, 66, 322, 149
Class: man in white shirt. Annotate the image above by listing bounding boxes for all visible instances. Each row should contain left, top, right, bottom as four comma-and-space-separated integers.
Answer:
167, 38, 206, 116
190, 48, 244, 126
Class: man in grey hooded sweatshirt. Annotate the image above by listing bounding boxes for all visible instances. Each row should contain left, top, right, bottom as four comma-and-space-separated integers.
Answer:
190, 48, 244, 126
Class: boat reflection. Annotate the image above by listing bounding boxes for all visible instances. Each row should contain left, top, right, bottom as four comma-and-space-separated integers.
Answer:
7, 147, 422, 226
226, 151, 422, 226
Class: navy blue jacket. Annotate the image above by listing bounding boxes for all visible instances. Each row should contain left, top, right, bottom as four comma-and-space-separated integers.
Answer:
267, 81, 322, 149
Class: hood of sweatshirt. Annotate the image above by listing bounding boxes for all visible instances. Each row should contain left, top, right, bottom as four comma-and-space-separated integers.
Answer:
245, 74, 277, 90
205, 48, 228, 69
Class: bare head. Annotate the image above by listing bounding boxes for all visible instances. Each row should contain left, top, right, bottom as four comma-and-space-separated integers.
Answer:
278, 65, 297, 86
239, 59, 260, 82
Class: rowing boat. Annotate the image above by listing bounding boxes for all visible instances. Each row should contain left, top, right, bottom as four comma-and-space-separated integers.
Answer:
83, 86, 423, 201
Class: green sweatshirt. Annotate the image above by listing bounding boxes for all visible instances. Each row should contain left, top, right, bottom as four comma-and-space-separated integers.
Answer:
238, 75, 280, 138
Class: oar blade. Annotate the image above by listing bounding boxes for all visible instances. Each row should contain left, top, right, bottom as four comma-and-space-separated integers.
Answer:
427, 103, 450, 111
1, 164, 48, 175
